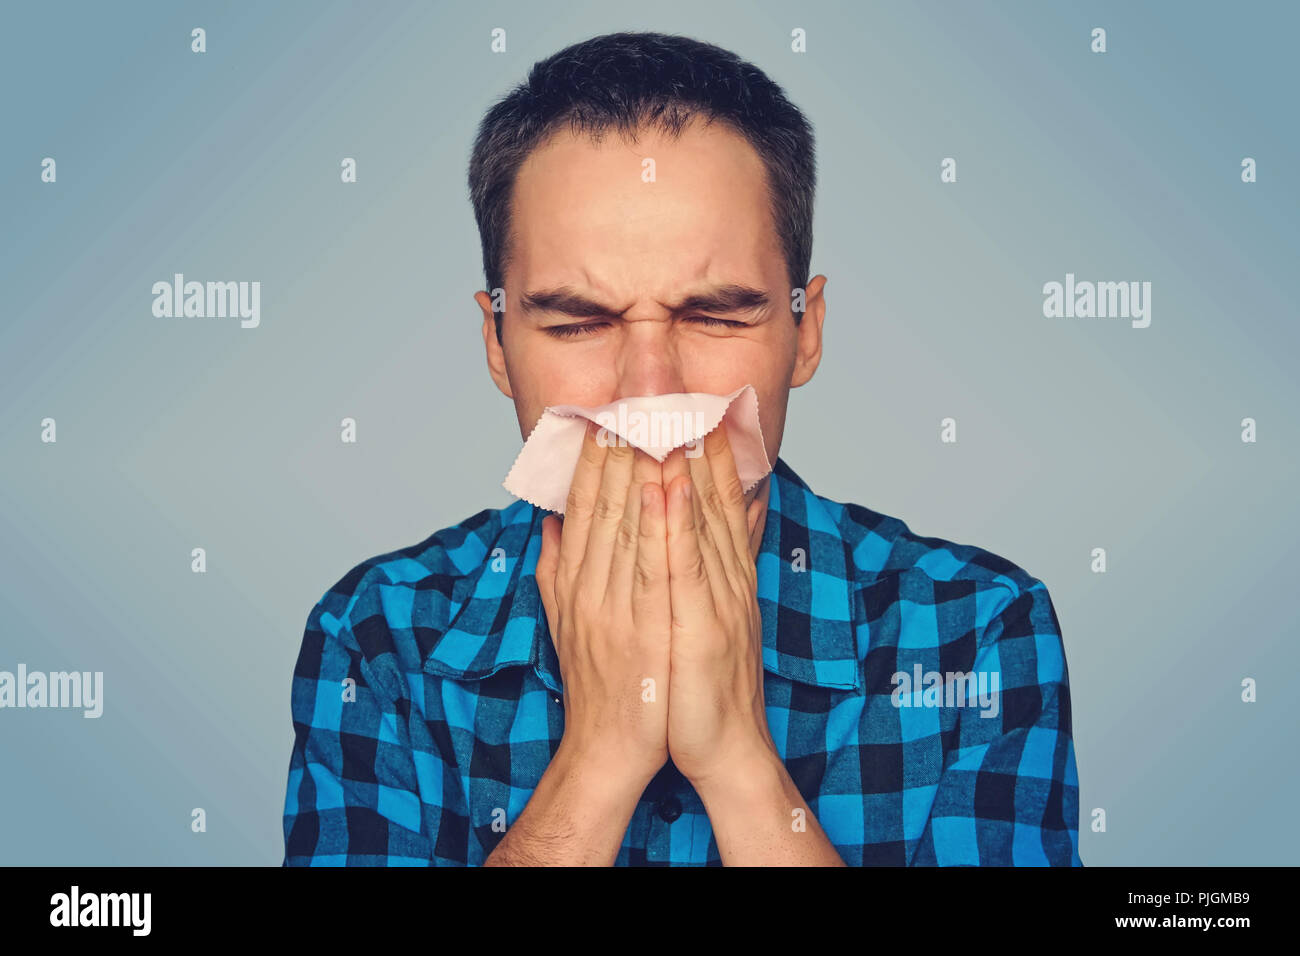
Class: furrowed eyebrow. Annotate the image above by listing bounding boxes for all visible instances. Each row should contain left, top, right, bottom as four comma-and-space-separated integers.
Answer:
674, 285, 770, 315
518, 284, 770, 319
518, 287, 617, 318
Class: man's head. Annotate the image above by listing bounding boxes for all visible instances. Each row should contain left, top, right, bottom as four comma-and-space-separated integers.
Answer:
468, 31, 825, 477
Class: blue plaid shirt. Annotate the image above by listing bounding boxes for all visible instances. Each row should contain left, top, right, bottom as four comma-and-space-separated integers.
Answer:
282, 457, 1081, 865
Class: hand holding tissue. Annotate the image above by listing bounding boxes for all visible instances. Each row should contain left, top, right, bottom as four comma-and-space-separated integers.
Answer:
503, 385, 773, 514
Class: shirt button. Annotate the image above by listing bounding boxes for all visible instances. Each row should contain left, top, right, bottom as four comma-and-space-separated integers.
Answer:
655, 794, 682, 823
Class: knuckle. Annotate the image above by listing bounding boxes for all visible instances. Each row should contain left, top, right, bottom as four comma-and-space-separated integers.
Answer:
632, 560, 656, 593
695, 518, 713, 546
720, 475, 745, 504
704, 486, 725, 515
683, 550, 707, 580
592, 493, 620, 522
566, 484, 594, 515
616, 518, 638, 552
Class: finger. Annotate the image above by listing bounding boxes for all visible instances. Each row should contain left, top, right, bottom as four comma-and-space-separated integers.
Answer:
558, 420, 609, 588
631, 480, 670, 626
536, 514, 563, 655
701, 423, 751, 566
661, 444, 690, 504
579, 432, 637, 595
686, 459, 733, 607
687, 431, 743, 596
665, 475, 715, 623
660, 444, 697, 574
665, 444, 728, 601
746, 492, 764, 557
609, 449, 662, 600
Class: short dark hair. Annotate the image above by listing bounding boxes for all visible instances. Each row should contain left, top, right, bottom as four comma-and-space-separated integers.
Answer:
467, 31, 817, 343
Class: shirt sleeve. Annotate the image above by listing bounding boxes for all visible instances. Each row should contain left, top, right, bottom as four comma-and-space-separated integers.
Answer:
911, 578, 1082, 866
282, 586, 445, 866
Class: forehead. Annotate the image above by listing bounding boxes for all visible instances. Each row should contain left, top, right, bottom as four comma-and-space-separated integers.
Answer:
507, 118, 780, 297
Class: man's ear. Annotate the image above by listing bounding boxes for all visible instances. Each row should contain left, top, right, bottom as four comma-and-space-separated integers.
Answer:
789, 274, 826, 389
476, 290, 513, 399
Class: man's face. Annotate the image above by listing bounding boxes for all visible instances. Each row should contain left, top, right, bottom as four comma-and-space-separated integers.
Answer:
476, 116, 826, 496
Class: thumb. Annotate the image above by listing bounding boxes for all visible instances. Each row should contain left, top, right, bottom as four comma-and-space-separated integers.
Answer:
665, 476, 713, 617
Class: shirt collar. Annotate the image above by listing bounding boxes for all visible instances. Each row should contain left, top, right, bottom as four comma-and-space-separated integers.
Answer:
422, 457, 864, 693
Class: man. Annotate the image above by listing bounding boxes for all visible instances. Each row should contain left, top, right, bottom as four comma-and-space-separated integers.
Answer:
282, 31, 1081, 866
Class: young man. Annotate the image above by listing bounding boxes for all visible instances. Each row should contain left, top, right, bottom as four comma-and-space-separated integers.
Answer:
282, 31, 1081, 866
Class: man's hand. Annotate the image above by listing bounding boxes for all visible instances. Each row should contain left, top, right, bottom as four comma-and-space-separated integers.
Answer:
487, 423, 670, 865
660, 426, 775, 789
496, 418, 844, 865
535, 421, 671, 790
658, 426, 847, 865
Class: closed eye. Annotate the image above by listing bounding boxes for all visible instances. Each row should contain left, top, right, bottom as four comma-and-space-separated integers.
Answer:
543, 316, 749, 339
543, 321, 609, 339
688, 316, 749, 330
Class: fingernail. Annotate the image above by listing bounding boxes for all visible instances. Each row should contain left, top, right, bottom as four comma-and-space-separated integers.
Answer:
641, 484, 653, 507
680, 482, 692, 501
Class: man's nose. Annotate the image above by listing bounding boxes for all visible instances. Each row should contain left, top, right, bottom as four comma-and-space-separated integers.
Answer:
614, 318, 685, 398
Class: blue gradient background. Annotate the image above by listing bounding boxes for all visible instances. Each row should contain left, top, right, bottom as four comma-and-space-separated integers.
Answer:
1, 0, 1296, 865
